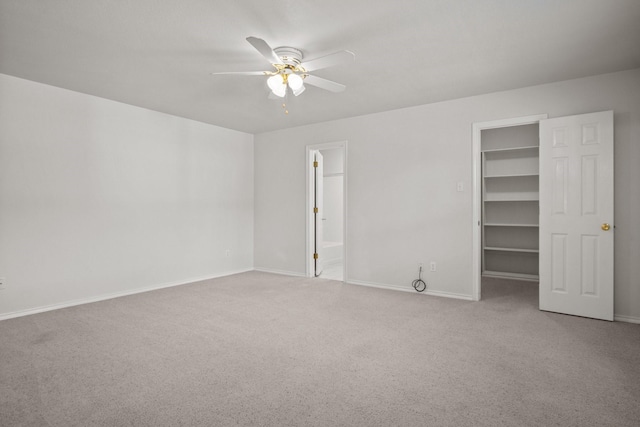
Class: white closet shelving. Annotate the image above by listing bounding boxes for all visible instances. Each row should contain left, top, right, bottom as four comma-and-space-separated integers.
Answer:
481, 125, 539, 281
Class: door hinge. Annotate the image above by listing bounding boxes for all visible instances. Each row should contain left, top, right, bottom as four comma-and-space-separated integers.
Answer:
313, 161, 318, 168
313, 253, 319, 259
313, 207, 318, 213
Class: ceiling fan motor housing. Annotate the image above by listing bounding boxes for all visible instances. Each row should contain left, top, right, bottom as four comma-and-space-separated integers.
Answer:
274, 47, 303, 67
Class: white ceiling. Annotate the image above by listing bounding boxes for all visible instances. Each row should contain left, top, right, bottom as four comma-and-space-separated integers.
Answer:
1, 0, 639, 134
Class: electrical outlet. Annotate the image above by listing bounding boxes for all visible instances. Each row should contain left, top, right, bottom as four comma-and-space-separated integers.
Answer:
225, 250, 231, 257
430, 262, 436, 272
0, 277, 5, 290
457, 182, 464, 192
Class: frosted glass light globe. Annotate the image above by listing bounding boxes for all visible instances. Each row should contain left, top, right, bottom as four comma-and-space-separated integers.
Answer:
267, 75, 286, 97
288, 74, 305, 96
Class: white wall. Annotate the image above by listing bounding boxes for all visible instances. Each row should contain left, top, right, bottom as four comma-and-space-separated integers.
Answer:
322, 175, 343, 245
0, 74, 254, 318
320, 148, 344, 245
254, 68, 640, 320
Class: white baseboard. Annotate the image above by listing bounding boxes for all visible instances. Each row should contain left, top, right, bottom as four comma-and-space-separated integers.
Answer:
346, 279, 473, 301
253, 268, 308, 278
614, 314, 640, 324
0, 268, 253, 322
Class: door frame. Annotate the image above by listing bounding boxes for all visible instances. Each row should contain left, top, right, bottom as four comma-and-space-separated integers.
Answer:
306, 141, 348, 280
471, 114, 547, 301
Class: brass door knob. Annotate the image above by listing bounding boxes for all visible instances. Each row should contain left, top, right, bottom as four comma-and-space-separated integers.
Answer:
602, 223, 611, 231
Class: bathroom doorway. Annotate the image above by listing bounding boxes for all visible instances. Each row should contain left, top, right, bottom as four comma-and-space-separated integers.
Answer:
306, 141, 347, 281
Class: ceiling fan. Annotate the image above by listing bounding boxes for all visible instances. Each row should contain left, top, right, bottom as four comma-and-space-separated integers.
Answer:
212, 37, 355, 99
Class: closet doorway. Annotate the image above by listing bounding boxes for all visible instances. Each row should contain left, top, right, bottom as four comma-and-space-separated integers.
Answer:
472, 112, 615, 321
472, 114, 547, 301
306, 141, 347, 281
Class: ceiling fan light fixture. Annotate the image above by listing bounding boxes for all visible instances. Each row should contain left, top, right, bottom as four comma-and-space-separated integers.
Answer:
214, 37, 354, 104
267, 74, 286, 97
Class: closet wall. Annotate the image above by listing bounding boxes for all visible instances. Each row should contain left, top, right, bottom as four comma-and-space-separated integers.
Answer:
481, 124, 540, 281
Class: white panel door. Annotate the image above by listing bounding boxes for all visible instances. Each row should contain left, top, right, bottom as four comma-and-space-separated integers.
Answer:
539, 111, 614, 320
314, 151, 324, 276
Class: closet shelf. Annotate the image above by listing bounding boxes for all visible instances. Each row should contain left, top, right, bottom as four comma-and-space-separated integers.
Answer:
484, 199, 539, 203
484, 223, 539, 227
484, 173, 539, 179
484, 195, 539, 202
481, 145, 539, 153
484, 246, 539, 254
482, 271, 539, 281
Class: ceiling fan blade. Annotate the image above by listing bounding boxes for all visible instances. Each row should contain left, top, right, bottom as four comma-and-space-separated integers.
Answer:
246, 36, 283, 65
303, 75, 346, 93
210, 71, 267, 76
301, 50, 354, 72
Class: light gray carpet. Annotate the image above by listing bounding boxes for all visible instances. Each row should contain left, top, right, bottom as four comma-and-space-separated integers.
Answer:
1, 272, 639, 426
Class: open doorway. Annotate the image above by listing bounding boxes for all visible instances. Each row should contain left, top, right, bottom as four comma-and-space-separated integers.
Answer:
306, 142, 347, 281
472, 115, 547, 301
473, 112, 615, 321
